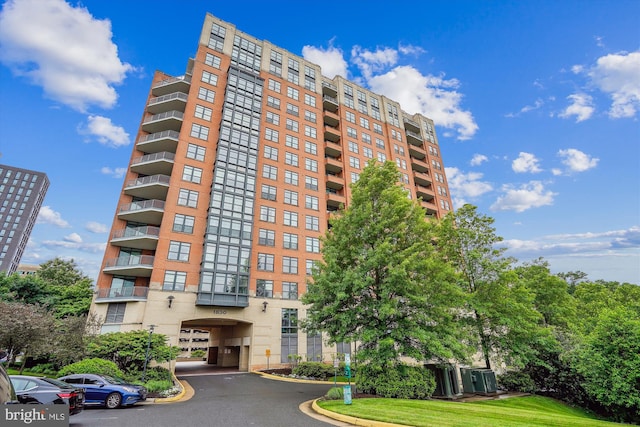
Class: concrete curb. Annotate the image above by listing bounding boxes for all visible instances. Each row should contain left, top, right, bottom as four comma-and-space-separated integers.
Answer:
311, 398, 411, 427
254, 370, 352, 385
152, 374, 190, 403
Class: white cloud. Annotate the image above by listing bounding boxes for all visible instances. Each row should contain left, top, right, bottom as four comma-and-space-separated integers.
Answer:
80, 115, 130, 147
512, 152, 542, 173
41, 239, 106, 253
36, 205, 71, 228
351, 45, 398, 80
470, 154, 488, 166
506, 98, 544, 117
100, 166, 127, 178
85, 221, 108, 233
557, 148, 599, 173
367, 66, 478, 140
490, 181, 556, 212
444, 167, 493, 208
64, 232, 82, 243
559, 93, 595, 122
588, 51, 640, 118
302, 43, 348, 79
0, 0, 133, 111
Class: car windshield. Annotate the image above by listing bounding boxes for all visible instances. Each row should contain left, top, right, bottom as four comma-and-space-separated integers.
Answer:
101, 375, 129, 385
41, 378, 75, 388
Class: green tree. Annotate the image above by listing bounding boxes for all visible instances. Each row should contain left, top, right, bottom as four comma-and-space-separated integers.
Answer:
433, 204, 545, 369
0, 272, 52, 307
302, 161, 468, 368
37, 258, 94, 318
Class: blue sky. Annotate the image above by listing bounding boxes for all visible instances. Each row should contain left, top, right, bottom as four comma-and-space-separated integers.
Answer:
0, 0, 638, 284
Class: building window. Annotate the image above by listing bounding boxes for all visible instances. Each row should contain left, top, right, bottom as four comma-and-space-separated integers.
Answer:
268, 79, 281, 93
307, 333, 322, 361
305, 141, 317, 155
265, 128, 279, 142
347, 127, 357, 138
195, 105, 213, 121
186, 144, 206, 161
306, 259, 318, 275
304, 110, 316, 123
305, 158, 318, 172
304, 93, 316, 107
349, 157, 360, 169
168, 241, 191, 261
363, 147, 373, 158
284, 135, 299, 149
281, 308, 298, 363
373, 123, 383, 135
257, 253, 275, 271
264, 145, 279, 161
345, 111, 356, 123
283, 256, 298, 274
377, 152, 387, 162
362, 133, 372, 144
258, 229, 275, 246
286, 103, 299, 116
201, 71, 218, 86
305, 215, 319, 231
182, 165, 203, 184
178, 189, 198, 208
284, 152, 299, 167
204, 53, 221, 68
305, 195, 319, 210
283, 210, 298, 227
284, 170, 299, 186
351, 172, 360, 183
285, 118, 299, 132
376, 138, 385, 149
173, 214, 195, 234
348, 141, 359, 154
163, 271, 187, 291
105, 303, 126, 323
267, 96, 280, 109
261, 184, 277, 201
287, 87, 299, 100
198, 87, 215, 103
360, 117, 370, 129
282, 282, 298, 300
284, 189, 298, 206
305, 176, 318, 191
190, 124, 209, 140
266, 111, 280, 125
283, 232, 298, 250
256, 279, 273, 298
262, 164, 278, 180
304, 125, 317, 139
260, 206, 276, 223
306, 237, 320, 253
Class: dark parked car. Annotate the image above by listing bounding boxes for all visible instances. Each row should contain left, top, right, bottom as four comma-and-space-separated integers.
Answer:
9, 375, 84, 415
0, 364, 17, 404
58, 373, 147, 409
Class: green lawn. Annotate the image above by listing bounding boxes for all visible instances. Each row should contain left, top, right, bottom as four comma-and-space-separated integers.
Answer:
317, 395, 625, 427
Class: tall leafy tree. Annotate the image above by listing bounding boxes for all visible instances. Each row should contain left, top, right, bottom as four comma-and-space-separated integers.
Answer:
37, 258, 94, 318
302, 161, 468, 367
433, 204, 544, 369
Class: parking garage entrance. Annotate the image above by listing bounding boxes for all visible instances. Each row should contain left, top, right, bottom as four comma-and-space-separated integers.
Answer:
177, 318, 253, 373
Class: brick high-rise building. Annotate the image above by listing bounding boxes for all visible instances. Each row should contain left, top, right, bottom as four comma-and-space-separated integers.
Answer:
0, 164, 49, 275
90, 13, 453, 371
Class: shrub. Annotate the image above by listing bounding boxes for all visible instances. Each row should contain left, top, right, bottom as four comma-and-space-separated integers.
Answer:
325, 386, 344, 400
58, 358, 123, 378
190, 349, 206, 358
292, 361, 334, 380
29, 363, 58, 377
498, 371, 536, 393
357, 363, 436, 399
145, 380, 173, 393
142, 366, 172, 382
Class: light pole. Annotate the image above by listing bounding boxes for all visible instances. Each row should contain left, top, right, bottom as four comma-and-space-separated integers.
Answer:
142, 325, 156, 382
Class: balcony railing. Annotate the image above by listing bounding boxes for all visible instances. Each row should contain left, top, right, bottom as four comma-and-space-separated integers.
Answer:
323, 95, 339, 112
117, 199, 165, 225
147, 92, 188, 114
103, 256, 155, 277
130, 151, 175, 176
406, 130, 424, 145
141, 110, 184, 133
151, 75, 191, 96
94, 286, 149, 301
136, 130, 180, 154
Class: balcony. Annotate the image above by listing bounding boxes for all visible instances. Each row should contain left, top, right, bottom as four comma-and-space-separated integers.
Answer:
406, 130, 424, 146
110, 226, 160, 250
410, 157, 429, 173
324, 125, 341, 143
322, 81, 338, 97
324, 140, 342, 158
136, 130, 180, 154
141, 110, 183, 134
323, 110, 340, 127
326, 191, 346, 209
420, 200, 438, 216
94, 286, 149, 303
326, 173, 345, 190
147, 92, 188, 114
117, 199, 165, 225
325, 156, 343, 173
103, 255, 154, 277
130, 151, 175, 176
124, 174, 171, 200
151, 75, 191, 97
323, 95, 339, 112
408, 144, 427, 160
413, 171, 432, 186
416, 185, 435, 201
403, 117, 421, 133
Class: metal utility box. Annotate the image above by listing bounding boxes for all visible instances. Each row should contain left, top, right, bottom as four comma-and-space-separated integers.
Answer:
460, 368, 497, 394
424, 364, 461, 398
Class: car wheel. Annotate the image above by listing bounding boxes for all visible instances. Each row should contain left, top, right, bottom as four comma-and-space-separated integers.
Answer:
105, 392, 122, 409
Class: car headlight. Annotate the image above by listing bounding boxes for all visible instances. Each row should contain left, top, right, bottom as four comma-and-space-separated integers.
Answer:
122, 386, 138, 393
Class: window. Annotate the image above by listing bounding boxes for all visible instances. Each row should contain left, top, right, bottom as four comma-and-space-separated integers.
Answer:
105, 303, 126, 323
257, 253, 274, 271
376, 138, 385, 149
360, 117, 370, 129
305, 141, 317, 155
261, 184, 277, 201
284, 189, 298, 206
258, 229, 275, 246
201, 71, 218, 85
347, 127, 357, 138
440, 200, 451, 211
373, 123, 383, 135
304, 93, 316, 107
285, 118, 299, 132
305, 195, 319, 210
305, 176, 318, 190
363, 147, 373, 158
362, 133, 371, 144
281, 308, 298, 362
351, 172, 360, 183
190, 123, 209, 140
306, 237, 320, 253
194, 105, 213, 121
306, 259, 318, 275
304, 110, 316, 123
282, 282, 298, 300
283, 210, 298, 227
283, 233, 298, 249
349, 156, 360, 169
168, 241, 191, 261
266, 111, 280, 125
262, 164, 278, 180
304, 125, 316, 139
305, 158, 318, 172
305, 215, 319, 231
287, 87, 299, 100
182, 165, 202, 184
265, 128, 279, 142
198, 87, 215, 103
348, 141, 359, 153
283, 256, 298, 274
267, 96, 280, 109
284, 170, 299, 186
178, 189, 198, 208
345, 111, 356, 123
205, 53, 221, 68
268, 79, 281, 93
163, 271, 186, 291
285, 152, 299, 167
264, 145, 278, 161
256, 279, 273, 298
260, 206, 276, 223
377, 152, 387, 162
173, 214, 195, 233
285, 135, 299, 149
186, 144, 206, 161
270, 50, 282, 75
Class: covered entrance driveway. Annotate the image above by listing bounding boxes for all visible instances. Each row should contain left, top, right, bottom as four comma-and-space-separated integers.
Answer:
178, 317, 253, 373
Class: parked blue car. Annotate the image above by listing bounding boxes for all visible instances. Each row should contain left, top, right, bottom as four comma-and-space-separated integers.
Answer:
58, 373, 146, 409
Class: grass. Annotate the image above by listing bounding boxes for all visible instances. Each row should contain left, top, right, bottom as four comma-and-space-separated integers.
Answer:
317, 395, 625, 427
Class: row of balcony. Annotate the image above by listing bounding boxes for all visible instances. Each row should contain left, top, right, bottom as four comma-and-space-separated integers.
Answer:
94, 286, 149, 302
